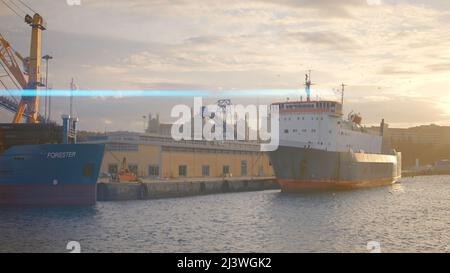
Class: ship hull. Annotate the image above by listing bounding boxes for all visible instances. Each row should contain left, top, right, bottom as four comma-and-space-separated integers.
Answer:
0, 184, 96, 206
0, 144, 104, 206
269, 146, 401, 192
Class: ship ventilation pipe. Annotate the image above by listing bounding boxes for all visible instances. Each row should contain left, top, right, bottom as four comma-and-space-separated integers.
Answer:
62, 115, 70, 144
72, 117, 79, 144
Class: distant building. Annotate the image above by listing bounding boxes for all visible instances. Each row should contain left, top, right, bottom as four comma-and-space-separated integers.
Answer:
145, 113, 172, 136
370, 124, 450, 146
369, 124, 450, 169
387, 124, 450, 146
145, 111, 254, 141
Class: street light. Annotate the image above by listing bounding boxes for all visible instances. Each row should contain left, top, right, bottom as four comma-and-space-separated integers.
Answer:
142, 115, 147, 132
42, 54, 53, 122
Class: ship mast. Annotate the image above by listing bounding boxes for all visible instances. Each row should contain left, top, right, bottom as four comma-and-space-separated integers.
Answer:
341, 83, 345, 107
70, 78, 75, 118
305, 70, 312, 102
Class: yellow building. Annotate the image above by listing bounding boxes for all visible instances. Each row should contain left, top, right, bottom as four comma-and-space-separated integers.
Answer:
88, 132, 274, 179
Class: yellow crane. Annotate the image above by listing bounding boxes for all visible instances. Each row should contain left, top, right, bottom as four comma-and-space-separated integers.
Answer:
0, 11, 45, 123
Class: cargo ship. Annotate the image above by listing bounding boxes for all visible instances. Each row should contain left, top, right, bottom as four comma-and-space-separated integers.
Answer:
0, 119, 105, 206
268, 73, 401, 191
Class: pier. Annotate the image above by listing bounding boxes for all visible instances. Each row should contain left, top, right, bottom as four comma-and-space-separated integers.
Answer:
97, 177, 279, 201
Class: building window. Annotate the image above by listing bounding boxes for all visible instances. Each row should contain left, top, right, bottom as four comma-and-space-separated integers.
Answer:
179, 165, 187, 177
202, 165, 210, 177
108, 164, 118, 175
241, 161, 248, 176
222, 165, 230, 176
148, 165, 159, 177
128, 164, 138, 176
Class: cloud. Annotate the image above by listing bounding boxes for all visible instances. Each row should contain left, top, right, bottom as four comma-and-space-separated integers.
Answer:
257, 0, 367, 18
284, 31, 359, 51
426, 63, 450, 72
378, 66, 419, 75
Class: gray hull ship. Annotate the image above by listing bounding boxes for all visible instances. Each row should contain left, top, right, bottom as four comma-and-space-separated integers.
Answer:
268, 75, 401, 191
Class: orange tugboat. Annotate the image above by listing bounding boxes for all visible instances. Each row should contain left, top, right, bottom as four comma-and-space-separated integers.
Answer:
118, 157, 138, 182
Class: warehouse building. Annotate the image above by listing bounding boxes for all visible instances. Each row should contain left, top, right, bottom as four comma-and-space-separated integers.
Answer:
86, 132, 274, 180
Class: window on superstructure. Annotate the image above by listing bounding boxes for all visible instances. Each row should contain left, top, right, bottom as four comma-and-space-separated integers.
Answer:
284, 129, 289, 134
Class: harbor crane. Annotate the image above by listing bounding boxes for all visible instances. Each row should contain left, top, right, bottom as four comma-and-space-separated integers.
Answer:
0, 1, 45, 124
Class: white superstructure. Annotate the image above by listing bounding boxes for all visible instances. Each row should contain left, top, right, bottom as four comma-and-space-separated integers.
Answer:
273, 100, 382, 154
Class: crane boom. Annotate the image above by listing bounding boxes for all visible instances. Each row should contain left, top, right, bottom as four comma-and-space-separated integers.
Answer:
0, 33, 28, 88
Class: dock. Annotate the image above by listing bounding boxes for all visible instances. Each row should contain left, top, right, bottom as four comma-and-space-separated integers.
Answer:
97, 177, 279, 201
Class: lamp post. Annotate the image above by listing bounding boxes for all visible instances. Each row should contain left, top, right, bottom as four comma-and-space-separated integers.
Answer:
42, 54, 53, 122
142, 115, 147, 133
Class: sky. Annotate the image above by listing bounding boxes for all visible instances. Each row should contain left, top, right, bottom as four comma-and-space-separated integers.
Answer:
1, 0, 450, 131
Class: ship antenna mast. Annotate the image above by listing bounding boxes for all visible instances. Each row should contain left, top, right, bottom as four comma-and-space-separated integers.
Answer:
305, 70, 312, 102
341, 83, 345, 107
70, 78, 76, 117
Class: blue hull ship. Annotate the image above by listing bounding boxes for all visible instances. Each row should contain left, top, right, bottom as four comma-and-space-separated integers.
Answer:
0, 118, 104, 206
0, 143, 104, 206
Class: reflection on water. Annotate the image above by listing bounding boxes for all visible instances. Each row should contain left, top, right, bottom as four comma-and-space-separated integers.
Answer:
389, 183, 405, 194
1, 175, 450, 253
